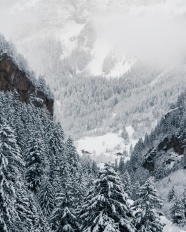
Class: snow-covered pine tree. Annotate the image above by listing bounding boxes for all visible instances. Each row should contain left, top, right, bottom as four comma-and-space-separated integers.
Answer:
25, 131, 46, 193
47, 122, 65, 185
78, 156, 96, 200
51, 189, 80, 232
183, 147, 186, 169
15, 181, 42, 231
118, 156, 125, 174
168, 186, 176, 202
122, 171, 132, 197
171, 197, 185, 225
132, 181, 140, 200
182, 187, 186, 218
79, 163, 135, 232
65, 136, 78, 176
0, 123, 31, 231
129, 138, 144, 173
114, 158, 118, 172
92, 160, 99, 178
38, 177, 55, 218
12, 101, 26, 150
133, 178, 164, 232
155, 164, 165, 181
121, 127, 129, 145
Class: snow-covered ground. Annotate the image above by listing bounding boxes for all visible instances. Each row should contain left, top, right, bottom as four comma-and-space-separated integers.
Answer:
156, 169, 186, 202
161, 216, 186, 232
76, 125, 138, 163
156, 169, 186, 231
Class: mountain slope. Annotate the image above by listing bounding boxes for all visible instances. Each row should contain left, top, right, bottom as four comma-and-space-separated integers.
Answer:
128, 89, 186, 180
1, 0, 186, 157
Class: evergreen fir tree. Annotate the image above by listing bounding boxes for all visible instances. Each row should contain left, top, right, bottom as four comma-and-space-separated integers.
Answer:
133, 178, 164, 232
51, 189, 80, 232
65, 136, 78, 176
182, 187, 186, 218
15, 181, 42, 231
48, 123, 65, 185
92, 160, 99, 178
0, 123, 28, 231
121, 127, 129, 145
79, 163, 135, 232
155, 165, 165, 181
168, 186, 176, 202
25, 131, 46, 193
38, 178, 55, 218
129, 139, 144, 172
122, 171, 132, 197
118, 156, 125, 174
171, 197, 185, 225
183, 148, 186, 169
132, 181, 140, 200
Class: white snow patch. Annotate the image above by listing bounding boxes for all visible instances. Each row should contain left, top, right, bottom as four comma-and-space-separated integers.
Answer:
156, 169, 186, 231
149, 71, 168, 87
76, 132, 125, 157
76, 125, 138, 163
106, 57, 135, 78
163, 107, 179, 119
126, 126, 138, 154
98, 162, 105, 169
126, 126, 134, 140
161, 216, 186, 232
156, 169, 186, 200
87, 37, 110, 76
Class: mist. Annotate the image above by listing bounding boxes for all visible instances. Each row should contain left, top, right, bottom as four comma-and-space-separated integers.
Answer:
0, 0, 186, 75
93, 0, 186, 68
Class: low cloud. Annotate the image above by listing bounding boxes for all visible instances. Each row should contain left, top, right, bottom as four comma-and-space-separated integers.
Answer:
93, 0, 186, 68
0, 0, 186, 73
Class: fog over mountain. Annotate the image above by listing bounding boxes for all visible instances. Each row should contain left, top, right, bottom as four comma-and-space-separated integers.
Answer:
2, 2, 186, 231
1, 0, 186, 77
1, 0, 186, 162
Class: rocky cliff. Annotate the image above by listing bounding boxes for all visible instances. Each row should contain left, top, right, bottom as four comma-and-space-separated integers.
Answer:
128, 93, 186, 182
0, 53, 53, 115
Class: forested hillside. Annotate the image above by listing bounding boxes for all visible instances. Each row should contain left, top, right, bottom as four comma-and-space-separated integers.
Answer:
0, 36, 169, 232
1, 0, 186, 143
53, 65, 186, 139
1, 1, 186, 230
127, 90, 186, 182
0, 92, 164, 232
118, 89, 186, 229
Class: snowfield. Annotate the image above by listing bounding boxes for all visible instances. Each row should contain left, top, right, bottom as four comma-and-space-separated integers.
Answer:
76, 126, 138, 163
162, 216, 186, 232
156, 169, 186, 231
156, 169, 186, 202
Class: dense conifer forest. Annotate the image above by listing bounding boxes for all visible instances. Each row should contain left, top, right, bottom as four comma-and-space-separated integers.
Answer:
1, 5, 186, 230
0, 91, 166, 231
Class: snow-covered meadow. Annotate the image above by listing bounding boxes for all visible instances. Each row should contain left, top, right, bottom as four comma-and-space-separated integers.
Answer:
76, 126, 138, 163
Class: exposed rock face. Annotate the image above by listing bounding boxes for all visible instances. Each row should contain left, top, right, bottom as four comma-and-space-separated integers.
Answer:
0, 54, 53, 115
143, 136, 184, 172
143, 149, 156, 172
157, 136, 184, 155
